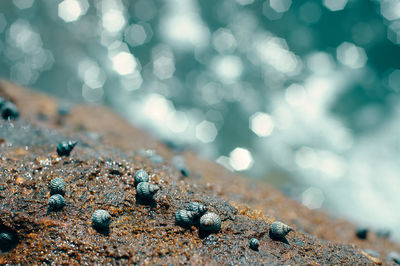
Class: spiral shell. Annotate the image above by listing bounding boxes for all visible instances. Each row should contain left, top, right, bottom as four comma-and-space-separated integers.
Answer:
92, 209, 111, 229
1, 101, 19, 120
175, 210, 196, 227
0, 232, 13, 245
199, 212, 221, 232
50, 178, 66, 195
136, 182, 159, 200
56, 140, 77, 157
186, 202, 208, 217
48, 194, 66, 211
270, 221, 292, 239
134, 169, 149, 186
249, 238, 259, 251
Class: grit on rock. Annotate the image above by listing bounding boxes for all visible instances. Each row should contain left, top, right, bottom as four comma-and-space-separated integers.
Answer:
0, 79, 399, 264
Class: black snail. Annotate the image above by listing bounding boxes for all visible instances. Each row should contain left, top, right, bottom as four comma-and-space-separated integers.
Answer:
249, 238, 259, 251
56, 140, 77, 157
48, 194, 66, 211
0, 231, 15, 250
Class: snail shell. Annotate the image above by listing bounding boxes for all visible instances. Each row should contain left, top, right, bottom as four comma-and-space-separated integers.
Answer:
92, 209, 111, 229
249, 238, 259, 251
0, 232, 13, 245
134, 169, 149, 186
136, 182, 159, 200
186, 202, 208, 217
48, 194, 66, 211
50, 178, 66, 195
199, 212, 221, 232
1, 101, 19, 120
175, 210, 196, 227
0, 231, 15, 250
56, 140, 77, 157
270, 221, 292, 239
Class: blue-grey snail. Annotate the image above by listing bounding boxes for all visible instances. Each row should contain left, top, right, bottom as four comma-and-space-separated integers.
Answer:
50, 178, 66, 195
92, 209, 111, 230
48, 194, 66, 211
269, 221, 292, 239
136, 182, 159, 200
186, 202, 208, 217
199, 212, 221, 232
134, 169, 149, 187
175, 209, 196, 227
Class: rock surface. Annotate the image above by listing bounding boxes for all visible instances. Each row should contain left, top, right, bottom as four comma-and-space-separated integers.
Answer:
0, 79, 399, 264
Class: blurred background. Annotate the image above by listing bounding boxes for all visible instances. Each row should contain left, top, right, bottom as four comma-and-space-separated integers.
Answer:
0, 0, 399, 240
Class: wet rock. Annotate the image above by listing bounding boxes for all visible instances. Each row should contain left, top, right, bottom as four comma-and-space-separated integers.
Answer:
0, 81, 398, 264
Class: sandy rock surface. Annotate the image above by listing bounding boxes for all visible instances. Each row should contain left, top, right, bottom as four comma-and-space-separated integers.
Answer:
0, 80, 399, 264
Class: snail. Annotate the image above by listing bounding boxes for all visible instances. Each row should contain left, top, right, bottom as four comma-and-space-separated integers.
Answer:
0, 232, 13, 246
175, 209, 196, 227
249, 238, 259, 251
186, 202, 208, 217
269, 221, 292, 240
56, 140, 77, 157
136, 182, 159, 200
1, 101, 19, 120
0, 231, 15, 251
48, 194, 66, 211
92, 209, 111, 230
50, 178, 66, 195
199, 212, 221, 232
355, 226, 368, 240
134, 169, 149, 187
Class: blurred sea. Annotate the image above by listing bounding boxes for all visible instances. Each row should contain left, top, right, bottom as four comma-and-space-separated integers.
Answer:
0, 0, 400, 240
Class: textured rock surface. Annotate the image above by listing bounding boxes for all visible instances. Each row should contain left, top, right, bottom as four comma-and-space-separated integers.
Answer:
0, 79, 399, 264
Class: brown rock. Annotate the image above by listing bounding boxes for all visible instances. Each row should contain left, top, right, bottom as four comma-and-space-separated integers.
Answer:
0, 79, 399, 264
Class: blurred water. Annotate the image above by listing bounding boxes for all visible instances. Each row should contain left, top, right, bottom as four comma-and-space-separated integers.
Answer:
0, 0, 400, 240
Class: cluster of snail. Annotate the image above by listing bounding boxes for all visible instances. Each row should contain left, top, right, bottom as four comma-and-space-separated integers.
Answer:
175, 202, 222, 233
47, 176, 111, 232
49, 141, 292, 245
48, 141, 79, 210
134, 169, 160, 201
48, 178, 66, 211
247, 221, 292, 251
89, 169, 161, 232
